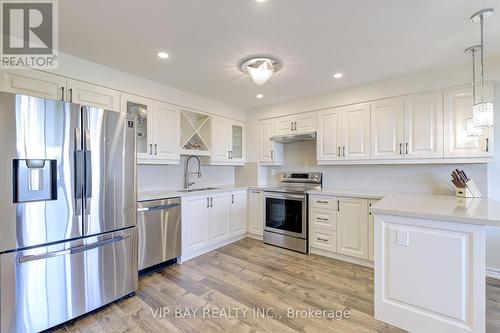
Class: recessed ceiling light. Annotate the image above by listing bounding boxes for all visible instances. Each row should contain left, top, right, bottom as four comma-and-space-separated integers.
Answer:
256, 0, 267, 3
256, 94, 264, 99
158, 52, 169, 59
333, 73, 343, 79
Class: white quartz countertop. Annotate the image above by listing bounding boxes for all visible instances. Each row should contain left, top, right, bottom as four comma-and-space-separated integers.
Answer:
138, 186, 248, 202
372, 193, 500, 227
307, 188, 389, 199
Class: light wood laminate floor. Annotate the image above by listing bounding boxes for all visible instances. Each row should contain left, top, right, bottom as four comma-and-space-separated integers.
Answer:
54, 238, 500, 333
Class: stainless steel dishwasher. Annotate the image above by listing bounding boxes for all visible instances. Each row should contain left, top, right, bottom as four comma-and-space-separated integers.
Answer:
137, 197, 181, 271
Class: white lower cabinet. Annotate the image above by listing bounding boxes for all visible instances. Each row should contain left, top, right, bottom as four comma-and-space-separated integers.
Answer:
230, 191, 248, 237
309, 195, 373, 264
248, 190, 264, 236
181, 190, 246, 261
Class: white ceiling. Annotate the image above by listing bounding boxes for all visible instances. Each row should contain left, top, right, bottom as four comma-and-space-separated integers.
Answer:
59, 0, 500, 110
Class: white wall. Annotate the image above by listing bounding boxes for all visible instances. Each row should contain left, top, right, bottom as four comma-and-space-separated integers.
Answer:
245, 56, 500, 272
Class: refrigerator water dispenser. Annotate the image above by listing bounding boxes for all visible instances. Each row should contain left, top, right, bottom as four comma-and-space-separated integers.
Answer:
13, 159, 57, 203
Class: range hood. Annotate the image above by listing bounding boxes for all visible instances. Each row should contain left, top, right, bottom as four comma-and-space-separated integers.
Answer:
270, 131, 316, 143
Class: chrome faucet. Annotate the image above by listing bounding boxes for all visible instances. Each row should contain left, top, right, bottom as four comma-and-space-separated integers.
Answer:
184, 155, 202, 189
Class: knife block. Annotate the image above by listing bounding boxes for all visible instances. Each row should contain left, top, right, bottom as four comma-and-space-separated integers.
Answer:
456, 179, 482, 198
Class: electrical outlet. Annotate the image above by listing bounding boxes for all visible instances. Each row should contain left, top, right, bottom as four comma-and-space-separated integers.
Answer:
397, 230, 409, 247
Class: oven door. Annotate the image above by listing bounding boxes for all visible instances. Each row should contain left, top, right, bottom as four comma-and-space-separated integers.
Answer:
264, 192, 306, 239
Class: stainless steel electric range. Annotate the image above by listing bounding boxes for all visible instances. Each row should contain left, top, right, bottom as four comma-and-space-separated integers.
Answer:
263, 172, 322, 253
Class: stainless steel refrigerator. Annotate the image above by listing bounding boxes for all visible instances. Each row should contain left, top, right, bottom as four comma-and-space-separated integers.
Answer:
0, 92, 138, 333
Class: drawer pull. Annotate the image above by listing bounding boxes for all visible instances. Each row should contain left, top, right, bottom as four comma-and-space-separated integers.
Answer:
317, 217, 328, 221
316, 200, 329, 204
316, 237, 328, 242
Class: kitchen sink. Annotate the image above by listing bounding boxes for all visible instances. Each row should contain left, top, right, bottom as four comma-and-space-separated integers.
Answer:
177, 187, 220, 193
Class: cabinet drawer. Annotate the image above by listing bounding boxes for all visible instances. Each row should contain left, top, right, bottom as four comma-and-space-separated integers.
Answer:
310, 227, 336, 252
310, 209, 336, 230
310, 196, 338, 210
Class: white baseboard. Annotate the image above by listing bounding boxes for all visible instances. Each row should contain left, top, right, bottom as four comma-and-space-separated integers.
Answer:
486, 267, 500, 279
180, 234, 247, 263
310, 247, 374, 268
246, 232, 263, 240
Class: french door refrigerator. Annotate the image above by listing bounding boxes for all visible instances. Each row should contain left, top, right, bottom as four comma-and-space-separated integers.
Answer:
0, 92, 137, 333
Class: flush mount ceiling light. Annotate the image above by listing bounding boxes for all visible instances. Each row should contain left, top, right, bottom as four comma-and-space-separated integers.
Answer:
240, 57, 282, 86
333, 73, 343, 79
466, 8, 495, 128
157, 51, 169, 59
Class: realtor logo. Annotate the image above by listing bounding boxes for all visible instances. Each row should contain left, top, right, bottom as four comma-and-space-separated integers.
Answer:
1, 0, 58, 68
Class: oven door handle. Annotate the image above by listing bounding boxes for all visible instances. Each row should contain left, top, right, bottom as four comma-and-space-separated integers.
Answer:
264, 192, 306, 200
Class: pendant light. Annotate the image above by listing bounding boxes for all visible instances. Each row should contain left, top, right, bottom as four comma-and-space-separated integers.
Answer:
468, 8, 494, 128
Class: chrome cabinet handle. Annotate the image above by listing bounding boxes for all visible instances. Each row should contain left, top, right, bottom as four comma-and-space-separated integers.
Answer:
405, 142, 409, 155
69, 88, 73, 102
61, 87, 65, 101
150, 144, 153, 155
294, 122, 297, 131
206, 198, 209, 208
317, 200, 328, 204
290, 122, 293, 131
486, 138, 490, 152
317, 217, 328, 221
316, 237, 328, 242
271, 150, 274, 160
155, 144, 158, 155
343, 146, 346, 157
337, 200, 340, 211
231, 194, 234, 204
399, 143, 403, 155
210, 197, 213, 207
338, 147, 341, 157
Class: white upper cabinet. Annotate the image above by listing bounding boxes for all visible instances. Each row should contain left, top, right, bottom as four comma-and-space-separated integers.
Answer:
66, 79, 120, 111
273, 112, 316, 136
152, 101, 180, 161
404, 91, 443, 158
258, 119, 283, 165
210, 116, 246, 165
371, 97, 405, 159
317, 108, 342, 161
444, 84, 494, 158
317, 104, 370, 161
0, 68, 66, 100
341, 103, 371, 160
122, 93, 180, 164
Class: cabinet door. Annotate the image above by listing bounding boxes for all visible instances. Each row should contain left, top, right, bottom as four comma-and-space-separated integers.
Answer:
152, 102, 180, 162
67, 79, 120, 111
404, 92, 443, 158
182, 196, 209, 253
294, 112, 317, 133
230, 121, 245, 162
274, 115, 294, 136
230, 191, 247, 236
208, 193, 231, 243
0, 68, 66, 100
371, 97, 405, 159
444, 84, 494, 157
341, 103, 371, 160
368, 200, 378, 262
336, 197, 368, 259
316, 108, 342, 161
211, 116, 231, 162
121, 94, 154, 161
259, 120, 283, 164
248, 190, 264, 235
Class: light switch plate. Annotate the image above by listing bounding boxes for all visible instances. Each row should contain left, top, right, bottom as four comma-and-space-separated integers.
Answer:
397, 230, 409, 247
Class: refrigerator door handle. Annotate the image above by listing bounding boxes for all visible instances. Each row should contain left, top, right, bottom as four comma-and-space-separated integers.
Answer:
18, 249, 71, 263
74, 128, 84, 216
70, 233, 132, 255
84, 128, 92, 214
